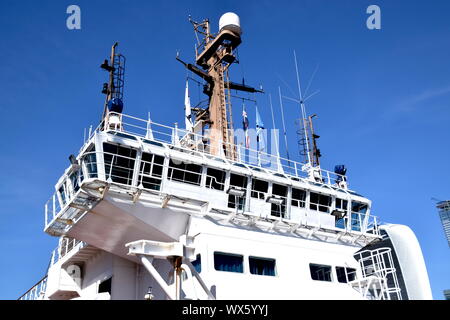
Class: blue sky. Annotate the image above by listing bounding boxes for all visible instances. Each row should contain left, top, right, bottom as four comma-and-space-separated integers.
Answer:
0, 0, 449, 299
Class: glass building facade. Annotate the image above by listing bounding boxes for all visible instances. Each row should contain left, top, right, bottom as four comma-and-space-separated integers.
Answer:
436, 200, 450, 247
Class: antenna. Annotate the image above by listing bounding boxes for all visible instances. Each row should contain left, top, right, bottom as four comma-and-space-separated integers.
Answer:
279, 51, 321, 169
278, 86, 291, 165
293, 50, 312, 165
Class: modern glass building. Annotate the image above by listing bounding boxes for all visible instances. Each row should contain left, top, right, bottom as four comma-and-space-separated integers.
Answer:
444, 290, 450, 300
436, 200, 450, 247
436, 201, 450, 300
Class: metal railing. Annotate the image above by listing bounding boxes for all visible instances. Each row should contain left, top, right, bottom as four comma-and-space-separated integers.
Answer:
353, 247, 402, 300
49, 237, 85, 266
100, 112, 348, 189
19, 238, 86, 300
18, 276, 47, 300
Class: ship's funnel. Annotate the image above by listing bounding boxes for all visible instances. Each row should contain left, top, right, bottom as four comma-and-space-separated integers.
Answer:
219, 12, 241, 35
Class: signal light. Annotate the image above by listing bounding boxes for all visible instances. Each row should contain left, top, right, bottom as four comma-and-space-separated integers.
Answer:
101, 83, 108, 94
100, 59, 115, 72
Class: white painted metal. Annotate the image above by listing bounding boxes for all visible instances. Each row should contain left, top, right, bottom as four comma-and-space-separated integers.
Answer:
380, 224, 433, 300
219, 12, 240, 32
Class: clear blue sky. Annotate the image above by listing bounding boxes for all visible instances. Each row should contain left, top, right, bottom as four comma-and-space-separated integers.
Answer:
0, 0, 449, 300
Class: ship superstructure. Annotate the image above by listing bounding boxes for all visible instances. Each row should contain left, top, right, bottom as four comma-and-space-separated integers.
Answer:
19, 13, 432, 301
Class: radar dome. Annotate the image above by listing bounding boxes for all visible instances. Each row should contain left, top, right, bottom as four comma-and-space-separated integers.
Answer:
219, 12, 241, 35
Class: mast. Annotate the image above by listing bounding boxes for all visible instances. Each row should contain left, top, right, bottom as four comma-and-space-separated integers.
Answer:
100, 42, 126, 131
177, 13, 262, 160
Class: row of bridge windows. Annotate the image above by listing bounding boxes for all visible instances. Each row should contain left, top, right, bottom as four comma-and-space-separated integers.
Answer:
59, 143, 367, 226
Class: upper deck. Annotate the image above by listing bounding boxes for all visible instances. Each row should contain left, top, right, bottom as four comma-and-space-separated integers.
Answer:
44, 112, 380, 247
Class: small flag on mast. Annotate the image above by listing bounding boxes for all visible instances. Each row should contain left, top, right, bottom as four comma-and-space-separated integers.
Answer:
255, 105, 265, 146
242, 106, 250, 148
185, 80, 193, 132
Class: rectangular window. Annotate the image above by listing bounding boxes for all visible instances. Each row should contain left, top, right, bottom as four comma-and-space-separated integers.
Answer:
192, 254, 201, 274
310, 264, 332, 282
98, 277, 112, 295
103, 143, 136, 185
206, 168, 226, 191
271, 184, 287, 218
58, 185, 67, 206
336, 198, 348, 210
310, 192, 331, 213
83, 145, 97, 178
251, 179, 268, 200
230, 173, 248, 188
335, 198, 348, 229
214, 252, 243, 273
351, 202, 368, 232
167, 159, 202, 186
69, 170, 81, 193
352, 202, 368, 213
228, 174, 247, 210
336, 267, 357, 283
291, 188, 306, 208
249, 256, 276, 276
139, 152, 164, 190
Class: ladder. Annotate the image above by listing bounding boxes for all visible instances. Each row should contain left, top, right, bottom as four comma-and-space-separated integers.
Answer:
217, 65, 230, 157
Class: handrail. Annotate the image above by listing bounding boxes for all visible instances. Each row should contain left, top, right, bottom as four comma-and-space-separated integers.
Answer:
18, 276, 47, 300
92, 112, 349, 189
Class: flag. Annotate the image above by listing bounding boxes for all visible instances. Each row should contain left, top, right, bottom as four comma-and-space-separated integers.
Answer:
185, 80, 193, 132
242, 107, 250, 148
255, 106, 266, 166
255, 105, 265, 146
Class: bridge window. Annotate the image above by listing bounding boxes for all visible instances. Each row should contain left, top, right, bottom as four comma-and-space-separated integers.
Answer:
352, 202, 368, 214
336, 267, 356, 283
69, 170, 81, 193
249, 256, 276, 276
335, 198, 348, 229
291, 188, 306, 208
206, 168, 226, 191
350, 202, 368, 232
271, 184, 287, 218
83, 145, 98, 178
228, 174, 247, 209
310, 264, 332, 282
58, 185, 67, 206
103, 143, 137, 185
251, 179, 268, 200
167, 159, 202, 185
139, 153, 164, 190
214, 252, 243, 273
310, 192, 331, 213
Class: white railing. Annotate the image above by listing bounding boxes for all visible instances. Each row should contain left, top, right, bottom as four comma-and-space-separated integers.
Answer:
352, 247, 402, 300
19, 238, 86, 300
19, 276, 47, 300
49, 237, 85, 267
100, 112, 349, 189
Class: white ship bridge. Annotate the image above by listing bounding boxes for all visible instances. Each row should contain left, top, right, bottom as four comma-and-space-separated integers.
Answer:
44, 111, 380, 257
